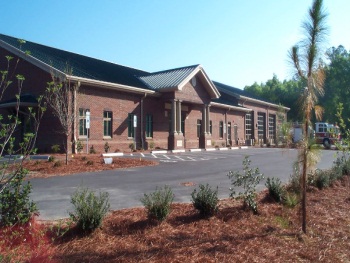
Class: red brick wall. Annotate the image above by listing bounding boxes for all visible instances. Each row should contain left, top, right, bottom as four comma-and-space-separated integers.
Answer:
0, 47, 66, 153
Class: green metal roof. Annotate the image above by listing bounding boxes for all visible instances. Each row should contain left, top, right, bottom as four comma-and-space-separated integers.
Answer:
138, 65, 199, 90
0, 34, 151, 89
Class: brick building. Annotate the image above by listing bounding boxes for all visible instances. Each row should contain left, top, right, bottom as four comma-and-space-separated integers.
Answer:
0, 34, 289, 153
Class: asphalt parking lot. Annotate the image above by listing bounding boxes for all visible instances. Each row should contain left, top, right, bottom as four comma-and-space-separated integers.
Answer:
30, 148, 337, 220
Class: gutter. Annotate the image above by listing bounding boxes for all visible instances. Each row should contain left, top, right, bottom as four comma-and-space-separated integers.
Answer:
210, 102, 252, 112
140, 93, 147, 150
240, 95, 290, 111
68, 76, 157, 95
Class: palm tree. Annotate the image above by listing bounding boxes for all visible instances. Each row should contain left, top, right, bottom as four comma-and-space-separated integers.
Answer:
289, 0, 328, 234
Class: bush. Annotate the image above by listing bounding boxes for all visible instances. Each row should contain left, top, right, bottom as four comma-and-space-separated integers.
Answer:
0, 168, 37, 226
53, 160, 62, 167
86, 160, 94, 165
287, 165, 301, 194
191, 184, 219, 217
89, 145, 96, 154
227, 156, 264, 214
51, 144, 60, 153
313, 169, 330, 189
149, 141, 155, 150
283, 192, 299, 208
140, 185, 174, 221
69, 186, 110, 232
104, 142, 110, 153
265, 177, 285, 203
129, 142, 135, 152
48, 156, 55, 162
76, 140, 83, 153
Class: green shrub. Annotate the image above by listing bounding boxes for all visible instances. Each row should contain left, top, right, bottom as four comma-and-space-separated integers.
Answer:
265, 177, 285, 203
89, 145, 96, 154
283, 192, 299, 208
86, 160, 94, 165
287, 165, 301, 194
149, 141, 155, 150
140, 185, 174, 221
48, 156, 55, 162
81, 156, 88, 161
104, 142, 110, 153
69, 186, 110, 232
0, 168, 37, 226
53, 160, 62, 167
313, 169, 330, 189
227, 156, 264, 214
51, 144, 60, 153
129, 142, 135, 152
76, 140, 83, 153
191, 184, 219, 217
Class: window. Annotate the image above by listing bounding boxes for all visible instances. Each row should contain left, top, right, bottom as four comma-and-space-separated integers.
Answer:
258, 113, 266, 140
245, 113, 252, 140
219, 121, 223, 138
209, 120, 212, 135
128, 113, 135, 138
268, 114, 276, 140
197, 119, 202, 138
146, 114, 153, 138
103, 111, 112, 137
79, 108, 89, 137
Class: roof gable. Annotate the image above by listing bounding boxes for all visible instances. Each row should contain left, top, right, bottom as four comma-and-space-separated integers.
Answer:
138, 65, 220, 99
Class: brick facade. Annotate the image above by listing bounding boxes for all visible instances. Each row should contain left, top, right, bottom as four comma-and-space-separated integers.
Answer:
0, 41, 288, 154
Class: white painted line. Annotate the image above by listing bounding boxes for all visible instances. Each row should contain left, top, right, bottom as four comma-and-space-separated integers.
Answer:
230, 147, 239, 150
205, 148, 217, 151
189, 148, 202, 152
152, 154, 157, 158
187, 157, 196, 161
141, 153, 145, 157
175, 156, 185, 161
219, 147, 228, 151
151, 150, 167, 154
240, 146, 249, 149
172, 149, 186, 153
163, 155, 170, 159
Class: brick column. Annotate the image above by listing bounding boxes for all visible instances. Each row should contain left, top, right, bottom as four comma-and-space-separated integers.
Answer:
177, 100, 182, 135
171, 99, 177, 134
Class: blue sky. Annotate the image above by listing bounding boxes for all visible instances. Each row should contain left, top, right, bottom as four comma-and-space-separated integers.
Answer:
1, 1, 349, 88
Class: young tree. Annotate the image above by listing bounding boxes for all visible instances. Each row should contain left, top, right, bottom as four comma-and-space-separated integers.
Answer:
289, 0, 328, 233
45, 66, 79, 165
0, 42, 45, 225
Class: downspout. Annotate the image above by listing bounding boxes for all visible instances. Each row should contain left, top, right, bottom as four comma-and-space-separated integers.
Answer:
140, 93, 147, 150
73, 81, 80, 154
225, 109, 228, 146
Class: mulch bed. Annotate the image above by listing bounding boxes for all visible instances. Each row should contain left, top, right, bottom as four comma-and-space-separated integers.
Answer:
50, 177, 350, 262
21, 154, 158, 178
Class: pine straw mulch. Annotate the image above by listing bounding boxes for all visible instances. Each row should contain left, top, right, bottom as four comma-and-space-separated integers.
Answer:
50, 177, 350, 263
20, 154, 158, 179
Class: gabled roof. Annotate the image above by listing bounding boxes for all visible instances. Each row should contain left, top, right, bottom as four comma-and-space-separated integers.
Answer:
138, 65, 198, 90
138, 64, 220, 98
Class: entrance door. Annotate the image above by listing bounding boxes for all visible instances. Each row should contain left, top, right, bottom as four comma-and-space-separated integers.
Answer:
257, 113, 266, 144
